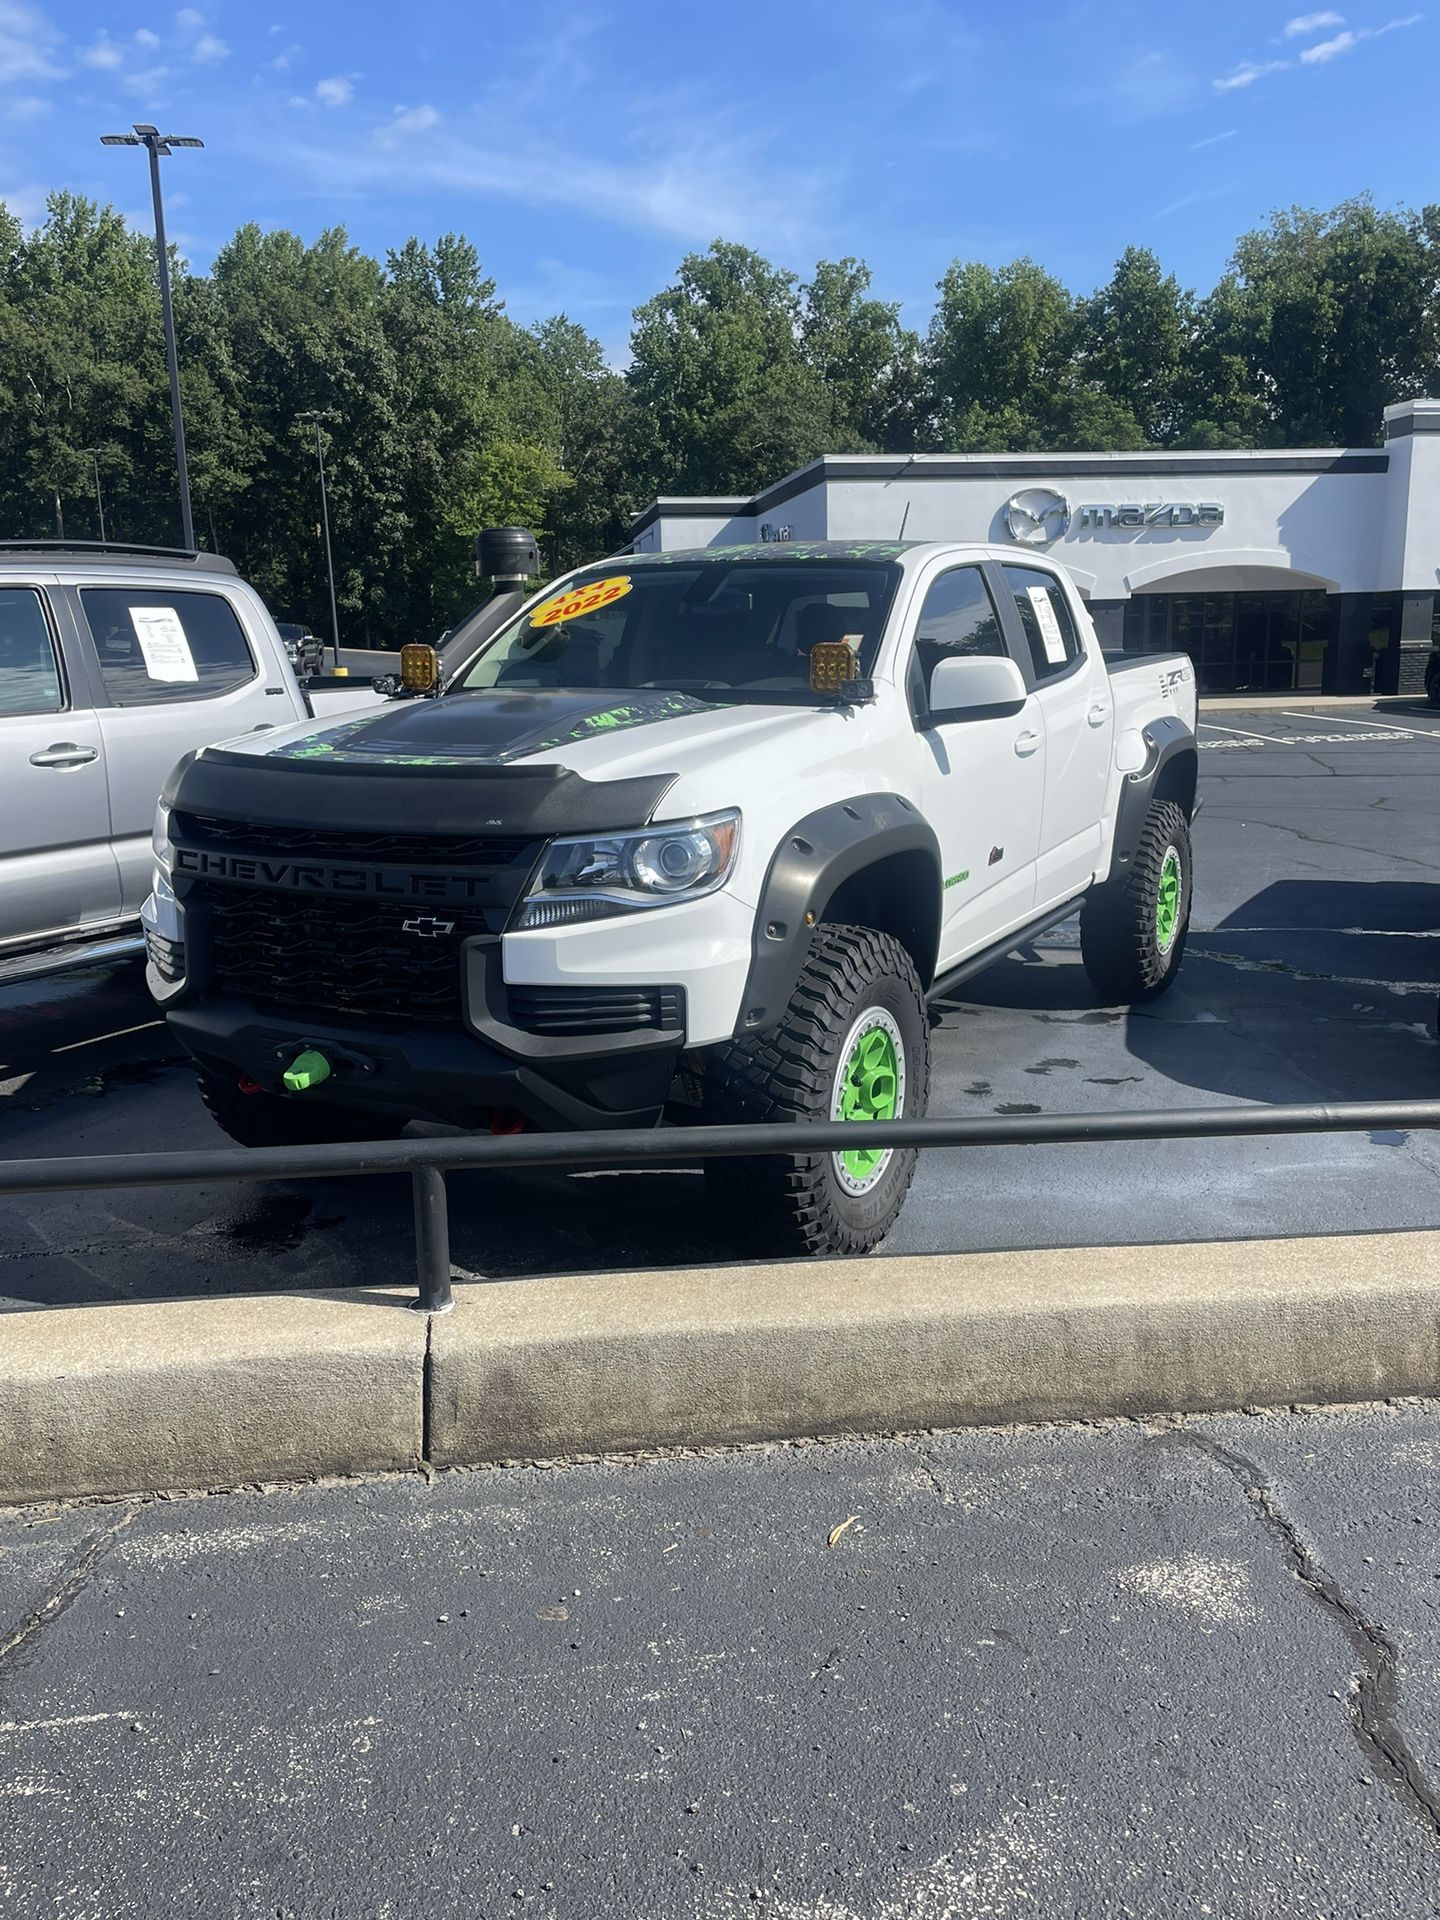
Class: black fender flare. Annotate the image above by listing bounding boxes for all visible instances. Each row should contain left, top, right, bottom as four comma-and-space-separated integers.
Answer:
1106, 716, 1197, 882
735, 795, 942, 1036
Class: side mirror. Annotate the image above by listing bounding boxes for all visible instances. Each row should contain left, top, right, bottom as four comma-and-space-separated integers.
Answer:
926, 653, 1028, 721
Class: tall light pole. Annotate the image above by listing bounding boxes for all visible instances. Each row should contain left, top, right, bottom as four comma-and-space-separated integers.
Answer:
297, 410, 341, 668
81, 449, 106, 541
101, 123, 202, 551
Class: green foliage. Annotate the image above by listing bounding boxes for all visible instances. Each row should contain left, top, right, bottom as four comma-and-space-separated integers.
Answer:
0, 191, 1436, 642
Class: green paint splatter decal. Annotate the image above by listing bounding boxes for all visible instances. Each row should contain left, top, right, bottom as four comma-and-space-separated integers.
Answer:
268, 691, 712, 768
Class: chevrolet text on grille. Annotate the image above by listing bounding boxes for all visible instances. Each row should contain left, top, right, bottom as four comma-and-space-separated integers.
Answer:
173, 848, 497, 900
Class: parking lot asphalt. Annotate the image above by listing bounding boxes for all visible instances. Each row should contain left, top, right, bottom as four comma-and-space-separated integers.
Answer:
5, 1402, 1440, 1918
4, 699, 1440, 1311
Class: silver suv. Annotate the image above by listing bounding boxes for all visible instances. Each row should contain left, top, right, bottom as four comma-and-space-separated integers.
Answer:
0, 541, 374, 986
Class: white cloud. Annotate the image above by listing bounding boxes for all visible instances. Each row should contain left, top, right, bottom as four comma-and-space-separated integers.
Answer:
1300, 13, 1423, 61
388, 103, 440, 134
175, 7, 203, 29
1300, 29, 1357, 59
1105, 49, 1199, 120
1191, 127, 1238, 148
123, 64, 174, 101
315, 74, 354, 106
0, 0, 63, 84
193, 32, 228, 62
9, 91, 49, 118
1214, 58, 1289, 89
1284, 10, 1345, 34
80, 33, 124, 69
135, 26, 160, 48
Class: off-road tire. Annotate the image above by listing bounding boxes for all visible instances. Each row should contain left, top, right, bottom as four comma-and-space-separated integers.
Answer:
196, 1065, 408, 1148
702, 924, 931, 1257
1428, 671, 1440, 710
1080, 798, 1192, 1004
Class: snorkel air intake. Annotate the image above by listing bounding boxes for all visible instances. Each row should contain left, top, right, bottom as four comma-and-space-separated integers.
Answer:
436, 526, 542, 684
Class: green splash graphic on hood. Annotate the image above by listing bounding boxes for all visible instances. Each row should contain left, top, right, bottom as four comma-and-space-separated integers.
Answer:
268, 692, 712, 767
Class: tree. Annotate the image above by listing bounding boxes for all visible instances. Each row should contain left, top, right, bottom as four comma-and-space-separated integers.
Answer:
799, 257, 922, 451
1078, 247, 1189, 446
626, 241, 840, 497
923, 257, 1085, 450
1221, 198, 1440, 445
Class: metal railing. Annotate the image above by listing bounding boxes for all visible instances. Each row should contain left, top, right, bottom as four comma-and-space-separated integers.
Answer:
3, 1098, 1440, 1313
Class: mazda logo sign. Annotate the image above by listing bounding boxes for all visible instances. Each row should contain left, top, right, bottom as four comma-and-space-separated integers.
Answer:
1004, 487, 1071, 546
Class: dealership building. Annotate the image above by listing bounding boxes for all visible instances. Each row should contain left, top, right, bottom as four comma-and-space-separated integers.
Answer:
630, 397, 1440, 697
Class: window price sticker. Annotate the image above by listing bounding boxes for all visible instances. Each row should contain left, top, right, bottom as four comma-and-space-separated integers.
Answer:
1027, 585, 1068, 665
130, 605, 199, 682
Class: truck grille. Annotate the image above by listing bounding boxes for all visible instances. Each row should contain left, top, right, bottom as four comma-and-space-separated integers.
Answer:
202, 890, 485, 1027
176, 813, 534, 868
507, 985, 685, 1037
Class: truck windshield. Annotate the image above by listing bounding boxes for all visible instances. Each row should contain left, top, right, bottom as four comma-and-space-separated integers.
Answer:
459, 559, 899, 701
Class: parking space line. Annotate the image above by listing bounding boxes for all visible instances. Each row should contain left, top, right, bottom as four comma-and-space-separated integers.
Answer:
1199, 720, 1292, 745
1280, 710, 1440, 742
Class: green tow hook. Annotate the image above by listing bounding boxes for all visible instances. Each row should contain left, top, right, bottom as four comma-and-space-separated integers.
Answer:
282, 1049, 332, 1094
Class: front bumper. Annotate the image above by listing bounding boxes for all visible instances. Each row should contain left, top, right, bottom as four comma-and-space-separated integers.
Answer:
145, 880, 756, 1131
165, 996, 681, 1130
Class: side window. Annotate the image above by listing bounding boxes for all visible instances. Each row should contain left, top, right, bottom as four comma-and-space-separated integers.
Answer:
911, 566, 1006, 710
80, 588, 258, 706
1002, 567, 1083, 680
0, 588, 65, 717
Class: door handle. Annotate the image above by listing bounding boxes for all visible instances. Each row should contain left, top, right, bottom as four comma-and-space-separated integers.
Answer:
1087, 703, 1110, 728
1013, 729, 1042, 757
29, 743, 99, 769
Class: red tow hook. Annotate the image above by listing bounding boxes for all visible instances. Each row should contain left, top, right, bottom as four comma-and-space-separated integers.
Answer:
489, 1109, 528, 1136
237, 1074, 263, 1096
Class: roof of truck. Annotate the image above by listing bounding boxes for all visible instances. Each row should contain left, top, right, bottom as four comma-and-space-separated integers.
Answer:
0, 540, 237, 574
622, 540, 917, 567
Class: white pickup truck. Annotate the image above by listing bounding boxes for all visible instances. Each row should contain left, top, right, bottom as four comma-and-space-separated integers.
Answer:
0, 542, 381, 985
146, 539, 1198, 1254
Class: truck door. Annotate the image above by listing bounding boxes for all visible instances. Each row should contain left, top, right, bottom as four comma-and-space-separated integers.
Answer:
0, 582, 120, 947
997, 564, 1113, 910
72, 583, 287, 915
908, 562, 1044, 969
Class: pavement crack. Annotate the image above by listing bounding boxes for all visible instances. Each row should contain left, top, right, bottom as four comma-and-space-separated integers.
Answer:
908, 1444, 955, 1505
1162, 1429, 1440, 1845
0, 1504, 141, 1679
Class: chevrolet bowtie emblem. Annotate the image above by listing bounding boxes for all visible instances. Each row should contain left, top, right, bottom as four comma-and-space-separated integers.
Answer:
401, 916, 456, 938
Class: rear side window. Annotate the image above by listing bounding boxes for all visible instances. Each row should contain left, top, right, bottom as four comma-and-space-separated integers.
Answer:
0, 588, 64, 717
80, 588, 257, 706
1002, 567, 1083, 680
911, 566, 1006, 708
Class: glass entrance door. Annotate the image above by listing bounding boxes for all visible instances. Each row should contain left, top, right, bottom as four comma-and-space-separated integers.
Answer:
1124, 590, 1336, 692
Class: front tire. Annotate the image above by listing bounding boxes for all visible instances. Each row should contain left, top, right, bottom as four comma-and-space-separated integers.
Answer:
1080, 798, 1192, 1003
702, 924, 931, 1256
195, 1065, 408, 1148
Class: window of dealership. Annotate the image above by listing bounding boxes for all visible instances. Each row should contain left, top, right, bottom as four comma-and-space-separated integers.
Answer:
631, 399, 1440, 697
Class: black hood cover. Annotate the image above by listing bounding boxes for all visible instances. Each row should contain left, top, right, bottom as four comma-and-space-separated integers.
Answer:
269, 689, 712, 768
170, 689, 702, 839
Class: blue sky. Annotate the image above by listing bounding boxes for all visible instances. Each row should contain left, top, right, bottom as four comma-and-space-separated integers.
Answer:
3, 1, 1436, 359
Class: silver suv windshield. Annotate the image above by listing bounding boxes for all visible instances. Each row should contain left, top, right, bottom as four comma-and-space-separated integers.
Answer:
459, 558, 899, 703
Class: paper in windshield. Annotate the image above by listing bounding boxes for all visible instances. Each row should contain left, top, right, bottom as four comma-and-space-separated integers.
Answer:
1027, 586, 1068, 666
130, 605, 199, 683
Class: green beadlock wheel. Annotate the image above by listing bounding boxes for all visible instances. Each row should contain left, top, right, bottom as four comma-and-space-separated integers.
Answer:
831, 1008, 906, 1194
1155, 846, 1183, 956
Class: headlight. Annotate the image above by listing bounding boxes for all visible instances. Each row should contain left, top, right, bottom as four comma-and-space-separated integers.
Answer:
514, 810, 740, 930
152, 798, 174, 879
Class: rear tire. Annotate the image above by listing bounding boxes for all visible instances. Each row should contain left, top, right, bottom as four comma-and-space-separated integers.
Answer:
1428, 673, 1440, 710
195, 1065, 408, 1148
702, 924, 931, 1256
1080, 799, 1192, 1004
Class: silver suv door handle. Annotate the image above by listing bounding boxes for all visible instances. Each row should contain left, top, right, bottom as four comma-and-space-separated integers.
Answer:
1087, 703, 1110, 728
1013, 729, 1041, 757
29, 743, 99, 769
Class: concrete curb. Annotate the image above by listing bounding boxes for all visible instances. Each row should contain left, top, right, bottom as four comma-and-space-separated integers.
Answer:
5, 1233, 1440, 1503
0, 1290, 424, 1504
428, 1233, 1440, 1463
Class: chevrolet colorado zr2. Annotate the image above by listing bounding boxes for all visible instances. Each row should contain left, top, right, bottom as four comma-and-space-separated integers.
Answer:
144, 537, 1198, 1256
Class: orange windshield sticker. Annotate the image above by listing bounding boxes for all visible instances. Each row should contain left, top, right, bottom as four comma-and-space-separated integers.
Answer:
530, 576, 633, 628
